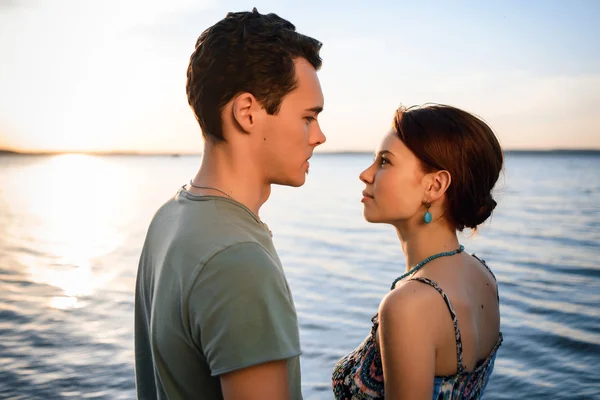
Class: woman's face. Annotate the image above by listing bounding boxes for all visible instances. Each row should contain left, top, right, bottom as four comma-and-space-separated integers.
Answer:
359, 131, 428, 224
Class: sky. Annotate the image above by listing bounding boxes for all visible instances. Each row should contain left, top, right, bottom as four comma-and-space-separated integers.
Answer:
0, 0, 599, 153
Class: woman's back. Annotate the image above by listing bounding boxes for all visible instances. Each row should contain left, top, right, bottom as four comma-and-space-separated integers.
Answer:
401, 252, 501, 376
332, 253, 502, 399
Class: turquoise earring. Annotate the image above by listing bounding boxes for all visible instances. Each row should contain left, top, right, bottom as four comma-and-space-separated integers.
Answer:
424, 202, 432, 224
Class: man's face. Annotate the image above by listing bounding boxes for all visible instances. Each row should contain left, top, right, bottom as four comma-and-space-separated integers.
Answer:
259, 57, 326, 187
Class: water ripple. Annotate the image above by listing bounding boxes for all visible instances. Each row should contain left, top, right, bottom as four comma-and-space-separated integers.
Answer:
1, 153, 599, 399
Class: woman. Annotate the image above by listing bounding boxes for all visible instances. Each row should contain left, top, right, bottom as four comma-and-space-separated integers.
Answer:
332, 104, 503, 399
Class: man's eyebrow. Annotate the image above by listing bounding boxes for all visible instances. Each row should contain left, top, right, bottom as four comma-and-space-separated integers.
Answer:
305, 106, 323, 114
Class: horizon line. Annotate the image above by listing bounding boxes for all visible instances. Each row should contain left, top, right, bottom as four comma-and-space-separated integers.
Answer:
2, 148, 600, 156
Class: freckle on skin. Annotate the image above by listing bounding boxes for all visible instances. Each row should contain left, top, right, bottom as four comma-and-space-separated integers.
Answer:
481, 304, 484, 309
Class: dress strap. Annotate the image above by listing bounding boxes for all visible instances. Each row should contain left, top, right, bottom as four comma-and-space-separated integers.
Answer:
410, 277, 466, 374
472, 254, 500, 302
472, 254, 496, 281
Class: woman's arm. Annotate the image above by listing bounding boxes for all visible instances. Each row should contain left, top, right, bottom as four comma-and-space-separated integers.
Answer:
379, 281, 439, 400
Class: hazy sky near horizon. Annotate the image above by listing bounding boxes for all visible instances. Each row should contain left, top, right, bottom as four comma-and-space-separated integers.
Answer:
0, 0, 599, 153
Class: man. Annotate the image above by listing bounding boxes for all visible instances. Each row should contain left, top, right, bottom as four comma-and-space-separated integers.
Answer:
134, 8, 326, 400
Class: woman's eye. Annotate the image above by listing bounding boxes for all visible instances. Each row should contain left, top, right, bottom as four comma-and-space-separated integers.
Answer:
380, 157, 389, 166
304, 116, 316, 123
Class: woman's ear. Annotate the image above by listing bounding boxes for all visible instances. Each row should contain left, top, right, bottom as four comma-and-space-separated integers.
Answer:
425, 170, 452, 202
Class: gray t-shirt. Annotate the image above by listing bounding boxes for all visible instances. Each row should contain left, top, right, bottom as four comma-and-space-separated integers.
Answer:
135, 187, 302, 399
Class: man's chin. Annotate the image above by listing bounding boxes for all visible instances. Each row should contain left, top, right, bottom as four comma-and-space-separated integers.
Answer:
289, 175, 307, 187
274, 173, 306, 188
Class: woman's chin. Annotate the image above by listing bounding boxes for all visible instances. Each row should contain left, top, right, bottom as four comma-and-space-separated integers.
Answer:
363, 211, 380, 224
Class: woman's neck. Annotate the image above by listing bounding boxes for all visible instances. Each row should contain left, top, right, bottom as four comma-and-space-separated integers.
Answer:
395, 221, 460, 273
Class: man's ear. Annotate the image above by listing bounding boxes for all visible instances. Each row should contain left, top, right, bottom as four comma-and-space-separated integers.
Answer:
232, 93, 260, 134
423, 170, 452, 202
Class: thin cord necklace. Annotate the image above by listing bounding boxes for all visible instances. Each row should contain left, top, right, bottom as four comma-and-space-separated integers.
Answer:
188, 179, 273, 237
189, 180, 235, 200
391, 245, 464, 290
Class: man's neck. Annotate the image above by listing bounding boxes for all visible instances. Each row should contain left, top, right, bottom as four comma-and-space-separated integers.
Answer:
190, 144, 270, 216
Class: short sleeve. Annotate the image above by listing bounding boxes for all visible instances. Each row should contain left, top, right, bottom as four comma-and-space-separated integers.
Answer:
189, 242, 301, 376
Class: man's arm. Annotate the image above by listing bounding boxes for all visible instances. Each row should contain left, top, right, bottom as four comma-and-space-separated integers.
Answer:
220, 359, 290, 400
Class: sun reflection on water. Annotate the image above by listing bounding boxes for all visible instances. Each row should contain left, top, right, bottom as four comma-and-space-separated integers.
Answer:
50, 295, 80, 310
6, 154, 130, 309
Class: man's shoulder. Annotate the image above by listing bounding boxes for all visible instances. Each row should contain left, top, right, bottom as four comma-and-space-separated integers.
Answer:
205, 241, 276, 265
149, 193, 264, 248
190, 241, 291, 304
201, 242, 283, 285
142, 192, 280, 288
189, 241, 295, 329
